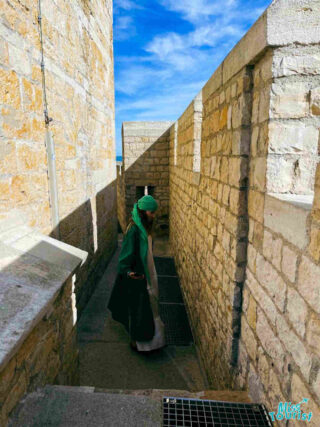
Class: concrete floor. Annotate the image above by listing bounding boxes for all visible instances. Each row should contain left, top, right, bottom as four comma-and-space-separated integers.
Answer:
77, 233, 208, 392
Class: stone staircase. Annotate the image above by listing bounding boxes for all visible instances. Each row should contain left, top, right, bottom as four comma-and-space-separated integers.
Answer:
8, 385, 251, 426
7, 235, 251, 426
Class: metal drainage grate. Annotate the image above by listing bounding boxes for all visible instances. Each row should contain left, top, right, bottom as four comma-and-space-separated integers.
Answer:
162, 397, 273, 427
154, 256, 177, 276
158, 276, 183, 304
160, 304, 194, 345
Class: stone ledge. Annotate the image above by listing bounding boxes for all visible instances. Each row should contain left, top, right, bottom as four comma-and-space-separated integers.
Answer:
122, 121, 174, 138
264, 193, 313, 249
0, 225, 88, 371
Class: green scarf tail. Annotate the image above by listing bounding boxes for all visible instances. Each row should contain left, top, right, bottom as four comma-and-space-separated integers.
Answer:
131, 202, 151, 284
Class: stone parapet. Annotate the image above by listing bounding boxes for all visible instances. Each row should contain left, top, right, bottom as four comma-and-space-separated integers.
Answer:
0, 223, 87, 426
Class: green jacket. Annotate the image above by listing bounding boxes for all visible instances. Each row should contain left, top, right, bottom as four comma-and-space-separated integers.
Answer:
117, 222, 151, 283
108, 222, 155, 341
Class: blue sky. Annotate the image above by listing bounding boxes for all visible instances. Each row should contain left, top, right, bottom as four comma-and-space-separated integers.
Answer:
114, 0, 272, 157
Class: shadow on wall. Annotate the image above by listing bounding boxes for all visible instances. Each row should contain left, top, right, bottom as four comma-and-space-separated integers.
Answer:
118, 126, 171, 238
48, 178, 118, 317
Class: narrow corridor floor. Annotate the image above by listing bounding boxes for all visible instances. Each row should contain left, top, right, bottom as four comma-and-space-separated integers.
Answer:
77, 234, 208, 391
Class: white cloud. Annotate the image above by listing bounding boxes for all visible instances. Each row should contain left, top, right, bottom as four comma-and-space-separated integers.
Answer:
158, 0, 238, 24
116, 65, 172, 95
117, 80, 205, 115
114, 0, 143, 11
144, 22, 244, 72
115, 16, 136, 41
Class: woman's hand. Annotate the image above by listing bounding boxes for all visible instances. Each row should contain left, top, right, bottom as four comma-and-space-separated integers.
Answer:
128, 271, 145, 280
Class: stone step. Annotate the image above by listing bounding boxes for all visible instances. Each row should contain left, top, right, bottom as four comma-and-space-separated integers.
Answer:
94, 387, 252, 403
8, 385, 161, 427
9, 385, 251, 427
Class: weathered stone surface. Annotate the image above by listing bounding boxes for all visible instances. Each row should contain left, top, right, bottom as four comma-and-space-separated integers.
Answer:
256, 309, 285, 375
276, 314, 312, 381
270, 81, 309, 119
268, 122, 319, 154
298, 256, 320, 314
256, 253, 286, 312
281, 245, 298, 283
264, 194, 312, 250
310, 87, 320, 115
291, 374, 320, 427
306, 312, 320, 356
286, 287, 308, 338
267, 0, 320, 46
0, 225, 87, 424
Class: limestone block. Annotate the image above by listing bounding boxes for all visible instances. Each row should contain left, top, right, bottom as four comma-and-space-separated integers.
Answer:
258, 86, 271, 123
270, 82, 309, 119
268, 369, 286, 415
251, 157, 266, 192
247, 295, 257, 331
229, 158, 247, 187
8, 43, 31, 76
265, 232, 282, 271
0, 69, 21, 109
0, 141, 17, 175
273, 52, 320, 77
241, 317, 257, 362
267, 0, 320, 46
256, 308, 285, 374
306, 312, 320, 356
276, 314, 312, 381
309, 226, 320, 262
310, 87, 320, 115
247, 244, 257, 274
291, 374, 320, 427
253, 221, 264, 253
252, 92, 259, 125
248, 190, 264, 223
264, 194, 312, 249
246, 269, 278, 328
262, 229, 273, 261
281, 245, 298, 283
286, 287, 308, 338
268, 122, 319, 154
257, 346, 269, 391
298, 256, 320, 314
256, 253, 286, 312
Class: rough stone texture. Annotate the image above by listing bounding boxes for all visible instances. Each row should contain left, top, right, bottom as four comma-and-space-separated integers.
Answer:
0, 225, 87, 426
0, 0, 118, 317
116, 162, 126, 233
8, 386, 162, 427
120, 121, 173, 236
267, 46, 320, 195
238, 27, 320, 418
167, 68, 252, 389
119, 0, 320, 421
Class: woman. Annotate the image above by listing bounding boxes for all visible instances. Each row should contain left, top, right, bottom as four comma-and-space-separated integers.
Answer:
108, 195, 166, 352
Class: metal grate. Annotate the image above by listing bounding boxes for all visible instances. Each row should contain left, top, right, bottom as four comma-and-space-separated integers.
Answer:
158, 276, 183, 303
154, 257, 177, 276
160, 304, 193, 345
162, 397, 273, 427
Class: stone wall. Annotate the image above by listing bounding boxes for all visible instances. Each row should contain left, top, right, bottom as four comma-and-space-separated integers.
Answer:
121, 0, 320, 421
116, 162, 126, 233
169, 65, 253, 387
238, 40, 320, 424
0, 224, 87, 426
120, 122, 173, 235
0, 0, 117, 315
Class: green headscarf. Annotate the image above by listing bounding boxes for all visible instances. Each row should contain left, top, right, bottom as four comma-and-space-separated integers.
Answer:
131, 195, 158, 284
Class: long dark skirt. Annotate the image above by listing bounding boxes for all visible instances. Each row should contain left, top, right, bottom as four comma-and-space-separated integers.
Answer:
108, 272, 155, 341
